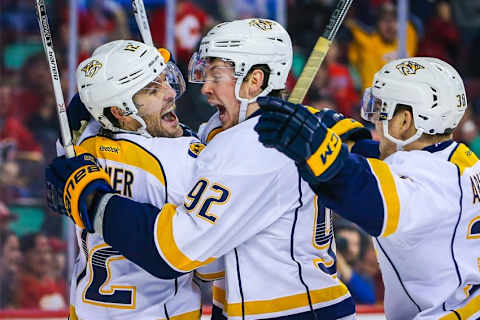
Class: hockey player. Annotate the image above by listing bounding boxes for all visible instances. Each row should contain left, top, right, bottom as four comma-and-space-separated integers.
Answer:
50, 40, 204, 320
45, 19, 356, 319
254, 57, 480, 319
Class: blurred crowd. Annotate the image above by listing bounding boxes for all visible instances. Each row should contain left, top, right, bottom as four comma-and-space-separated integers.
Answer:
1, 0, 480, 310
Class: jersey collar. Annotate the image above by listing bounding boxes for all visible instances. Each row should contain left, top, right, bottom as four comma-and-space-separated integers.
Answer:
422, 140, 454, 153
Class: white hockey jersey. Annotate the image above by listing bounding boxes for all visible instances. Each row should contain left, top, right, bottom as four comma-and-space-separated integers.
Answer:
148, 114, 354, 319
327, 140, 480, 320
68, 121, 202, 320
374, 142, 480, 320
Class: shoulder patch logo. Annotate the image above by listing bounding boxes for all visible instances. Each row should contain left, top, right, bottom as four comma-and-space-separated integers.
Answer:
81, 60, 103, 78
188, 142, 206, 158
249, 19, 274, 31
396, 61, 425, 76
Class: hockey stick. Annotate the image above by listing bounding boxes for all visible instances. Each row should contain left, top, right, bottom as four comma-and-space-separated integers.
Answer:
288, 0, 353, 104
132, 0, 154, 46
34, 0, 75, 158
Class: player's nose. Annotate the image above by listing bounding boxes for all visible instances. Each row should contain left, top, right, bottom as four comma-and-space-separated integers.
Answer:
164, 85, 176, 100
201, 82, 212, 96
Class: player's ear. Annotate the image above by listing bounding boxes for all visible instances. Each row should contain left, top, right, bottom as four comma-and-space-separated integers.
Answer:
246, 69, 265, 97
110, 106, 127, 120
398, 109, 415, 139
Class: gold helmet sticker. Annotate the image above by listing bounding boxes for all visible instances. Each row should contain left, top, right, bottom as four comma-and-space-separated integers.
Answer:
81, 60, 103, 78
249, 19, 274, 31
396, 61, 425, 76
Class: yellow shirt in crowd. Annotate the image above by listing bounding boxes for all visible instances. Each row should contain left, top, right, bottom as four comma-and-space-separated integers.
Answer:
348, 22, 418, 91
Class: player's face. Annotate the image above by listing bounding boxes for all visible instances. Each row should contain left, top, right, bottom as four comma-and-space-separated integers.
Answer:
134, 75, 183, 138
200, 60, 239, 130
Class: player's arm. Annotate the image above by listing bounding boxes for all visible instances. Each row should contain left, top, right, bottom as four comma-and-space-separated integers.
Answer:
45, 148, 287, 278
254, 97, 405, 237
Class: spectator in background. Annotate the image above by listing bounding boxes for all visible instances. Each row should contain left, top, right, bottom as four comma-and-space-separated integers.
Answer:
17, 233, 66, 310
417, 1, 460, 67
307, 42, 359, 117
0, 82, 42, 161
355, 241, 385, 303
48, 237, 67, 302
151, 0, 214, 66
335, 223, 376, 304
0, 229, 21, 308
28, 95, 59, 162
74, 0, 131, 60
347, 2, 418, 91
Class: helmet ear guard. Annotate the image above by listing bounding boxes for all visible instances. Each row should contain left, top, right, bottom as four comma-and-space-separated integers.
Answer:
361, 57, 466, 149
76, 40, 185, 135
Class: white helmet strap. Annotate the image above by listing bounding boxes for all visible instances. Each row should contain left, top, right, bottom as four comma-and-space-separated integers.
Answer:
382, 119, 424, 151
107, 112, 151, 137
234, 77, 273, 123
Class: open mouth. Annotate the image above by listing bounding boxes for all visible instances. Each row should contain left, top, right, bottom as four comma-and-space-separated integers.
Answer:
212, 104, 226, 121
160, 105, 178, 123
161, 110, 177, 122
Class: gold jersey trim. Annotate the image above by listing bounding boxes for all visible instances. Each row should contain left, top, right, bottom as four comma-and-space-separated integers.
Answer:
213, 284, 349, 317
367, 158, 400, 237
80, 136, 166, 186
449, 143, 479, 175
155, 204, 215, 271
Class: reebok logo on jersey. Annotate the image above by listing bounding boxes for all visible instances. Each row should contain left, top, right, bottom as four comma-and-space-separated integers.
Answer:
396, 61, 425, 76
99, 145, 120, 154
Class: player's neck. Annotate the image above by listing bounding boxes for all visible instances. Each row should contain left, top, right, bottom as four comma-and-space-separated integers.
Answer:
246, 102, 260, 118
403, 136, 451, 152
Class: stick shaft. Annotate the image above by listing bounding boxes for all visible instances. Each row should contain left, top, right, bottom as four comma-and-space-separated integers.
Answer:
132, 0, 154, 46
34, 0, 75, 158
288, 0, 353, 104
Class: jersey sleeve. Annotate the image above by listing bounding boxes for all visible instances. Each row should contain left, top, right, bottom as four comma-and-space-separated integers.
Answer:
152, 162, 291, 272
99, 137, 294, 279
314, 153, 455, 240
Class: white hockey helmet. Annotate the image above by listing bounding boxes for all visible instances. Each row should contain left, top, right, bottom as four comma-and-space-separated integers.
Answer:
188, 18, 293, 122
361, 57, 467, 149
76, 40, 185, 134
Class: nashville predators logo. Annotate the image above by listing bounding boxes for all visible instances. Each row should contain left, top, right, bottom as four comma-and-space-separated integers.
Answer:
81, 60, 103, 78
188, 143, 206, 158
249, 19, 274, 31
396, 61, 425, 76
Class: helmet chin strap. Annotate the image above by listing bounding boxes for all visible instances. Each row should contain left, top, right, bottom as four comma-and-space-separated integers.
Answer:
382, 119, 424, 151
234, 78, 272, 123
108, 113, 151, 137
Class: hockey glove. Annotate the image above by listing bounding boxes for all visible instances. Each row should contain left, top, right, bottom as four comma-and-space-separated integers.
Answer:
315, 108, 372, 142
255, 96, 348, 183
45, 149, 113, 232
